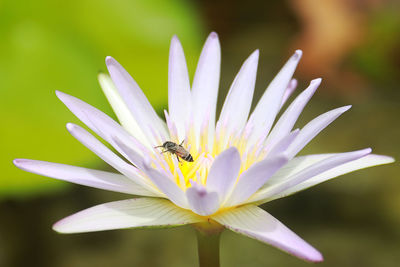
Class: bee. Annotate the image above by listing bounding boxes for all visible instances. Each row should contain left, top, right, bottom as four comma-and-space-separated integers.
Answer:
155, 141, 194, 162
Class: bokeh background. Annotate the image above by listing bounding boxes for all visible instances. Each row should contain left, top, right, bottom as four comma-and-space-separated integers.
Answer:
1, 0, 399, 266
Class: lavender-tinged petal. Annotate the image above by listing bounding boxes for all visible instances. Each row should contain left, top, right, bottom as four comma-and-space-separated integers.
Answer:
218, 50, 259, 135
266, 78, 321, 149
186, 185, 219, 216
142, 163, 189, 209
13, 159, 156, 196
56, 90, 145, 157
168, 36, 192, 141
53, 198, 203, 233
225, 155, 289, 207
98, 73, 149, 146
280, 78, 298, 109
111, 136, 146, 170
266, 129, 300, 157
247, 50, 302, 146
106, 57, 168, 144
213, 205, 323, 262
206, 147, 241, 203
286, 105, 351, 157
66, 123, 158, 195
252, 148, 372, 202
191, 32, 221, 150
251, 154, 394, 204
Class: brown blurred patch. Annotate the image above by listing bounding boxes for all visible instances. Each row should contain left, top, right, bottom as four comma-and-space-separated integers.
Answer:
289, 0, 388, 95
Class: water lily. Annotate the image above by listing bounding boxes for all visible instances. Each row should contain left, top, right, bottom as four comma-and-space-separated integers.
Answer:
14, 32, 393, 264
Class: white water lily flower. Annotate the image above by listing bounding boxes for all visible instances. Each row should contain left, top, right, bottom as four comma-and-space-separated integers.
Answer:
14, 32, 393, 262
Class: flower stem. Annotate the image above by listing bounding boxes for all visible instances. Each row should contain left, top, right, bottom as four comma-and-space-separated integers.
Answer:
194, 221, 224, 267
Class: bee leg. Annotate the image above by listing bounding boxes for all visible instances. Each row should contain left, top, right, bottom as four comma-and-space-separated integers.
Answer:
175, 154, 181, 163
161, 150, 169, 154
179, 140, 185, 147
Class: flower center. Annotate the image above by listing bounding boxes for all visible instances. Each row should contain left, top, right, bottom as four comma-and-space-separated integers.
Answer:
152, 120, 267, 190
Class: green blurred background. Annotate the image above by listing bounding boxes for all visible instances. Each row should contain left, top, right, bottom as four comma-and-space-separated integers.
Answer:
1, 0, 399, 266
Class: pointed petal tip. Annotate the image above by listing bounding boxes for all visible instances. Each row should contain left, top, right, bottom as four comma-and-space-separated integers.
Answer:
13, 158, 24, 168
209, 31, 218, 39
342, 105, 352, 112
52, 221, 64, 233
311, 78, 322, 85
253, 49, 260, 56
308, 251, 324, 263
65, 122, 76, 132
97, 72, 107, 79
105, 56, 116, 66
170, 35, 182, 46
292, 128, 300, 134
55, 90, 64, 98
364, 147, 372, 154
248, 49, 260, 61
293, 49, 303, 60
384, 156, 395, 163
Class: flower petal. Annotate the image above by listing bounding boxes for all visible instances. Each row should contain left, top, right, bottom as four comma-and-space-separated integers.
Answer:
142, 163, 189, 209
225, 155, 289, 207
286, 105, 352, 157
186, 184, 219, 216
266, 129, 300, 157
106, 56, 168, 144
218, 50, 259, 135
280, 78, 298, 109
250, 148, 372, 203
213, 205, 323, 262
247, 50, 302, 146
265, 78, 321, 149
13, 159, 156, 196
98, 73, 150, 147
53, 198, 203, 233
168, 35, 192, 141
66, 123, 158, 195
56, 90, 146, 157
206, 147, 241, 203
251, 153, 394, 203
191, 32, 221, 150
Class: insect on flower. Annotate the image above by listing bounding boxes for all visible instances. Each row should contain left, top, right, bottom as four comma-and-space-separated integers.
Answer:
155, 141, 194, 162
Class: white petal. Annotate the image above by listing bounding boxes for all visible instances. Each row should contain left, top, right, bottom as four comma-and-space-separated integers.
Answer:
56, 90, 146, 157
206, 147, 241, 203
250, 148, 372, 203
142, 163, 189, 209
206, 147, 241, 202
106, 56, 168, 144
252, 153, 394, 203
66, 123, 158, 195
168, 36, 191, 141
218, 50, 259, 135
280, 78, 298, 109
98, 73, 150, 147
267, 129, 300, 157
13, 159, 156, 196
186, 184, 219, 216
191, 32, 221, 150
286, 105, 351, 157
225, 155, 289, 207
53, 198, 203, 233
265, 78, 321, 149
213, 205, 323, 262
111, 136, 146, 170
247, 50, 302, 146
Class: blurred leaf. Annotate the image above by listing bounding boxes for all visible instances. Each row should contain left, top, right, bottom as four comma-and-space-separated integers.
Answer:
0, 0, 203, 199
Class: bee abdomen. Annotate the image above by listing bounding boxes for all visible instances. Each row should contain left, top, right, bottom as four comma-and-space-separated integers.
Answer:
183, 154, 194, 162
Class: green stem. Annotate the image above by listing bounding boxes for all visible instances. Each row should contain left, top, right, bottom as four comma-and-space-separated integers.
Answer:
194, 221, 223, 267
